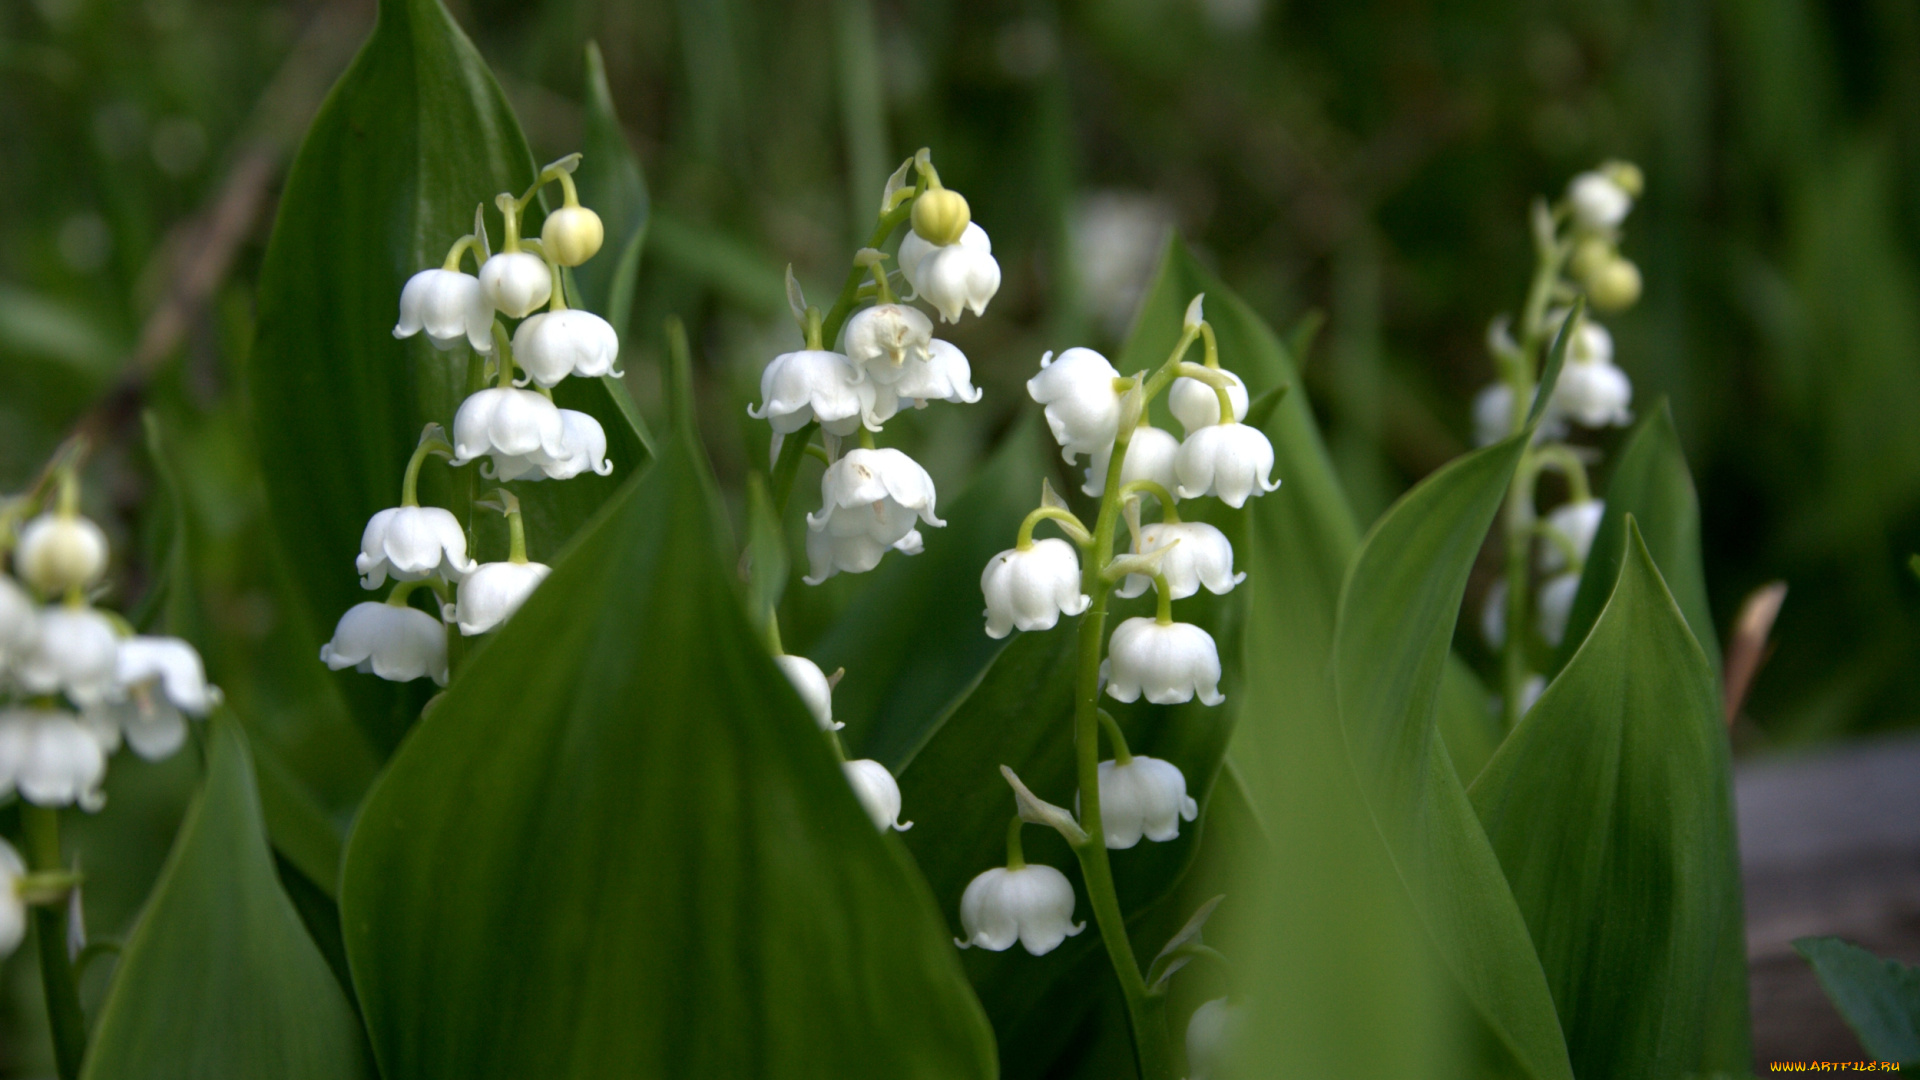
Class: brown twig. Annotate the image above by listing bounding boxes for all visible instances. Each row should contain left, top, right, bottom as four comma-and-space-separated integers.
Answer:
1724, 581, 1788, 728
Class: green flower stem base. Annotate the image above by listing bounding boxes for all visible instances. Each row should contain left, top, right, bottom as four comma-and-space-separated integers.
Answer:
24, 805, 86, 1080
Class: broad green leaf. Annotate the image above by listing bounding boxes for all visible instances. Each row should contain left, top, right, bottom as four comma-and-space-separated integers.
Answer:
1471, 522, 1749, 1076
250, 0, 647, 751
82, 714, 370, 1080
1794, 936, 1920, 1063
1553, 399, 1718, 673
1333, 433, 1574, 1080
340, 424, 996, 1079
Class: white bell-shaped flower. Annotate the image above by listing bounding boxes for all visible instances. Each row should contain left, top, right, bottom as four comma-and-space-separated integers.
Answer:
15, 512, 110, 596
477, 251, 552, 318
843, 304, 934, 386
0, 838, 23, 959
0, 576, 38, 668
1027, 348, 1123, 464
774, 654, 840, 731
356, 506, 476, 588
394, 268, 494, 352
1552, 359, 1633, 429
106, 636, 220, 760
1568, 171, 1632, 231
0, 708, 108, 811
1083, 425, 1180, 498
1094, 755, 1197, 848
749, 350, 874, 438
1105, 617, 1224, 706
446, 561, 550, 636
891, 339, 983, 409
1538, 572, 1581, 647
1116, 521, 1243, 600
1186, 998, 1242, 1080
1473, 382, 1516, 447
1538, 499, 1605, 574
803, 449, 944, 584
898, 222, 1002, 323
1169, 369, 1249, 434
450, 387, 567, 469
1174, 422, 1280, 508
15, 606, 119, 706
498, 409, 614, 482
320, 601, 448, 685
956, 863, 1085, 956
980, 539, 1089, 639
843, 758, 911, 831
512, 309, 621, 388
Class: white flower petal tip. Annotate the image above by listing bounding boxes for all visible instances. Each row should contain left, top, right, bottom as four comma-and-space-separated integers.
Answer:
844, 304, 935, 385
899, 222, 1001, 323
1115, 522, 1241, 600
843, 759, 910, 832
1537, 572, 1581, 648
477, 252, 552, 318
1538, 499, 1605, 575
450, 561, 551, 636
955, 864, 1085, 956
1183, 294, 1206, 330
0, 709, 109, 811
320, 602, 448, 685
394, 268, 494, 352
774, 654, 840, 731
1082, 425, 1180, 498
802, 449, 943, 584
891, 339, 982, 408
1168, 369, 1248, 434
512, 310, 621, 388
1105, 617, 1224, 706
1173, 422, 1280, 508
1568, 171, 1633, 231
1096, 756, 1198, 849
0, 839, 23, 958
16, 607, 119, 706
1186, 998, 1242, 1080
980, 539, 1089, 638
750, 349, 874, 437
356, 506, 476, 588
1027, 347, 1123, 464
115, 637, 219, 718
15, 513, 110, 595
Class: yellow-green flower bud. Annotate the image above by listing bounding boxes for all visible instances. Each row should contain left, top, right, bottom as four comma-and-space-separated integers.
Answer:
1568, 236, 1613, 284
911, 188, 971, 247
1602, 160, 1645, 198
541, 206, 605, 267
1586, 257, 1642, 312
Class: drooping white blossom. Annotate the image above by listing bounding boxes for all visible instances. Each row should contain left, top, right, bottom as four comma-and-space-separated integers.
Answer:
477, 251, 552, 318
0, 708, 108, 811
1082, 425, 1180, 499
357, 506, 476, 588
106, 636, 220, 760
1116, 521, 1243, 600
1169, 369, 1249, 434
15, 606, 119, 706
1027, 348, 1124, 464
1105, 617, 1224, 706
0, 576, 38, 669
1093, 755, 1197, 848
14, 512, 109, 596
1186, 998, 1242, 1080
512, 309, 621, 388
843, 304, 934, 386
446, 561, 551, 636
393, 268, 494, 353
774, 654, 840, 731
450, 388, 566, 470
1568, 171, 1633, 231
0, 839, 22, 960
803, 449, 944, 584
956, 863, 1085, 956
898, 222, 1002, 323
320, 601, 448, 685
843, 758, 911, 832
492, 409, 616, 482
1537, 572, 1581, 647
890, 339, 983, 410
1538, 499, 1605, 574
980, 539, 1089, 639
1174, 422, 1280, 508
1552, 359, 1633, 429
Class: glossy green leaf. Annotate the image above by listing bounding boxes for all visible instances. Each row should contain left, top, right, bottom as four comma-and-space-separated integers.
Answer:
1472, 522, 1749, 1075
1794, 936, 1920, 1062
1333, 433, 1575, 1080
250, 0, 647, 750
1553, 399, 1718, 674
340, 424, 996, 1079
82, 713, 371, 1080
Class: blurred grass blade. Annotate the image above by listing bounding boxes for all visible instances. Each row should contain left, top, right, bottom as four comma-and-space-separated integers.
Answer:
1794, 936, 1920, 1063
831, 0, 888, 238
340, 423, 996, 1079
81, 714, 371, 1080
1472, 521, 1750, 1074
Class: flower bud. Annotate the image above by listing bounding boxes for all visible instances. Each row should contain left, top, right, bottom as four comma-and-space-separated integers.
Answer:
1168, 369, 1248, 434
1093, 755, 1197, 848
1116, 521, 1243, 600
1602, 160, 1645, 198
1105, 617, 1224, 706
1567, 170, 1633, 231
911, 187, 971, 246
1538, 572, 1581, 647
0, 839, 22, 959
956, 863, 1085, 956
320, 601, 448, 685
0, 708, 108, 811
1027, 348, 1124, 464
1538, 499, 1604, 575
357, 506, 476, 588
981, 539, 1090, 639
1567, 236, 1613, 283
1585, 257, 1642, 312
447, 561, 551, 636
1186, 998, 1242, 1080
540, 205, 604, 266
15, 512, 109, 596
773, 654, 840, 731
1552, 358, 1633, 429
843, 759, 911, 831
477, 252, 552, 318
1174, 422, 1281, 508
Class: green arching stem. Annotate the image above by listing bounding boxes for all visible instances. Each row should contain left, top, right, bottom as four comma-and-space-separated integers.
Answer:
495, 193, 524, 254
1016, 506, 1092, 550
1096, 709, 1134, 765
1535, 522, 1584, 574
499, 493, 528, 564
804, 308, 825, 351
1531, 444, 1593, 503
400, 431, 455, 507
513, 154, 584, 214
1116, 479, 1180, 521
857, 428, 877, 451
386, 579, 433, 608
441, 234, 481, 273
822, 196, 918, 347
770, 419, 820, 515
764, 612, 784, 656
825, 728, 848, 763
545, 259, 569, 313
554, 169, 582, 208
1004, 816, 1027, 870
24, 806, 86, 1080
492, 323, 517, 390
803, 444, 832, 466
865, 258, 896, 305
1199, 322, 1220, 370
1153, 573, 1174, 626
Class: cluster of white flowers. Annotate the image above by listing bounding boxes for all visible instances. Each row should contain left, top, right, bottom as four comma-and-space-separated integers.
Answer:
960, 295, 1277, 957
0, 481, 223, 959
323, 155, 618, 687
